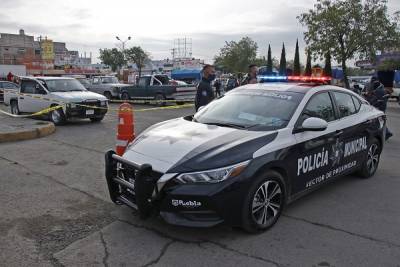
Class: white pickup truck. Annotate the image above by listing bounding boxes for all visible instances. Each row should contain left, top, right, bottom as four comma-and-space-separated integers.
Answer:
4, 77, 108, 125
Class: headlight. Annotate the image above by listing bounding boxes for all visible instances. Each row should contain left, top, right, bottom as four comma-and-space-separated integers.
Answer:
175, 160, 250, 184
100, 100, 108, 106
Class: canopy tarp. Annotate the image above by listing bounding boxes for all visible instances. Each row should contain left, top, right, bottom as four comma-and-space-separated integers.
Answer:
171, 69, 201, 80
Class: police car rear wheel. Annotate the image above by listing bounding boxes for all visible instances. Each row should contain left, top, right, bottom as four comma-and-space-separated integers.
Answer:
357, 138, 380, 178
242, 171, 285, 233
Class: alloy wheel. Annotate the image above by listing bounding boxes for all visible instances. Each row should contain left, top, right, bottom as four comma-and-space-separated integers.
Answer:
366, 143, 379, 175
251, 180, 282, 227
51, 109, 61, 124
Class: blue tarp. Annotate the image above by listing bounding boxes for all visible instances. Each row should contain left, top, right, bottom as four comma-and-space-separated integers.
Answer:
395, 70, 400, 83
171, 69, 201, 80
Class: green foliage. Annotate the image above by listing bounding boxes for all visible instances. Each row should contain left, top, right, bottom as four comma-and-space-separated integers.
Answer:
298, 0, 400, 88
377, 59, 400, 71
124, 46, 150, 77
279, 43, 287, 75
214, 37, 258, 73
304, 51, 312, 76
323, 51, 332, 76
99, 48, 126, 72
293, 39, 301, 75
267, 44, 273, 74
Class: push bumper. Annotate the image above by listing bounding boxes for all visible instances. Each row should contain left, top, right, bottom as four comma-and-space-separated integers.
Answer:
104, 150, 249, 227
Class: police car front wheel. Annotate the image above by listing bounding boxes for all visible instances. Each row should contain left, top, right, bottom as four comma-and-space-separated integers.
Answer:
242, 171, 285, 233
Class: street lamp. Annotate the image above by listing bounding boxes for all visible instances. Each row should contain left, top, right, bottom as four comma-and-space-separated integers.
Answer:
115, 36, 131, 51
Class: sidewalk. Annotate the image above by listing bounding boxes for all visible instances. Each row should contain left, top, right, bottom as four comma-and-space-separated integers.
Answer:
0, 110, 55, 143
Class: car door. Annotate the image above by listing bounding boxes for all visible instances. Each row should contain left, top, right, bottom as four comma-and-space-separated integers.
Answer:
290, 91, 341, 195
19, 80, 49, 113
134, 77, 151, 98
330, 91, 369, 169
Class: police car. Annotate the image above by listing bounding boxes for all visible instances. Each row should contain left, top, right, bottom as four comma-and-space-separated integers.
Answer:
105, 76, 386, 233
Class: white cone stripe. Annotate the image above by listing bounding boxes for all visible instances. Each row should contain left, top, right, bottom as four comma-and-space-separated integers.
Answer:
116, 139, 129, 147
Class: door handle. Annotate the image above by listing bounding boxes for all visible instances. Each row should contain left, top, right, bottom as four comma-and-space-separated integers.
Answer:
334, 130, 343, 137
19, 97, 24, 100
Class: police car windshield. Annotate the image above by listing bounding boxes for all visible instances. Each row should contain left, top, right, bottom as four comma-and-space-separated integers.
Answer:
194, 90, 303, 131
41, 79, 87, 92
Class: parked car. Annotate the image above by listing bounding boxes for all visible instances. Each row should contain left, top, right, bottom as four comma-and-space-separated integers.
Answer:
87, 76, 130, 99
0, 81, 19, 102
4, 77, 108, 125
120, 74, 197, 105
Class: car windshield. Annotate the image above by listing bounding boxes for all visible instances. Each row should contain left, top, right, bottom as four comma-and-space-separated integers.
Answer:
194, 89, 304, 131
42, 79, 87, 92
101, 77, 119, 84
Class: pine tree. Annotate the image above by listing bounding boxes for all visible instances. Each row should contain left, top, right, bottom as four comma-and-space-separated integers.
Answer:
266, 44, 273, 74
304, 51, 312, 76
293, 39, 301, 76
279, 43, 286, 76
324, 51, 332, 77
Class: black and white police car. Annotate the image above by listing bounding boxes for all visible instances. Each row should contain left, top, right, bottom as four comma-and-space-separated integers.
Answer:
105, 76, 386, 233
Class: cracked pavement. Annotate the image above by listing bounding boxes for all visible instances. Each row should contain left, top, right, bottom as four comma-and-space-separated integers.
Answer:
1, 103, 400, 266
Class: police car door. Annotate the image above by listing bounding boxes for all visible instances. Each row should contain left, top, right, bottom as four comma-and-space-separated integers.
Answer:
292, 91, 341, 195
330, 91, 369, 172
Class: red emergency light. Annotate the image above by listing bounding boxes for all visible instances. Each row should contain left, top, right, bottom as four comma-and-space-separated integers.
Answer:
288, 76, 331, 82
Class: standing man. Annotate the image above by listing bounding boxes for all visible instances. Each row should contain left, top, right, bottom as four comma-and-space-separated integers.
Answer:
214, 78, 222, 97
195, 65, 215, 111
241, 64, 258, 85
7, 72, 13, 82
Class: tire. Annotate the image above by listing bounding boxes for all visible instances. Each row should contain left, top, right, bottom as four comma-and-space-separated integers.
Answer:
154, 94, 166, 106
241, 170, 285, 233
357, 138, 381, 178
104, 91, 112, 100
10, 100, 20, 115
50, 106, 66, 125
90, 116, 104, 123
121, 92, 129, 101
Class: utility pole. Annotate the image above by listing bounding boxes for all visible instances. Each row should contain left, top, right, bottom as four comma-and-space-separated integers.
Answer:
115, 36, 131, 52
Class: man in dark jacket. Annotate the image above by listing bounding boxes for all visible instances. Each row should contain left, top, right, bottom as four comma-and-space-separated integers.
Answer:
195, 65, 215, 111
241, 64, 258, 85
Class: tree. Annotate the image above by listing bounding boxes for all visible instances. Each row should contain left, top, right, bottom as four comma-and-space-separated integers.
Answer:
293, 39, 301, 76
298, 0, 400, 88
214, 37, 258, 73
124, 46, 150, 78
99, 48, 126, 72
279, 43, 287, 76
324, 51, 332, 76
304, 51, 312, 76
267, 44, 273, 74
377, 59, 400, 71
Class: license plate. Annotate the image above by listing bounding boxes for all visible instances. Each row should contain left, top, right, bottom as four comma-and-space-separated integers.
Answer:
86, 109, 94, 115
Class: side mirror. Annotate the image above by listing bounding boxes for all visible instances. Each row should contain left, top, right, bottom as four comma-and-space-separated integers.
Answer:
300, 117, 328, 132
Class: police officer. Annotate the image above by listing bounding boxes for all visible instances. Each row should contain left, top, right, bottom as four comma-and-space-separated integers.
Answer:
195, 65, 215, 111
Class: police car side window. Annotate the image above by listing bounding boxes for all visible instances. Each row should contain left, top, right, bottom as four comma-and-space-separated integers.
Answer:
301, 92, 336, 123
333, 92, 357, 118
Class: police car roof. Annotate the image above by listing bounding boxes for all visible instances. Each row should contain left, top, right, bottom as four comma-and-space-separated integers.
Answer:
238, 82, 321, 94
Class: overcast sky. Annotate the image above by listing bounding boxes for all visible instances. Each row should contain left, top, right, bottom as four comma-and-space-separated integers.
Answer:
1, 0, 399, 65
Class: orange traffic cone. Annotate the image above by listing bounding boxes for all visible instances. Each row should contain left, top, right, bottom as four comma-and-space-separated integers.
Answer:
116, 103, 135, 156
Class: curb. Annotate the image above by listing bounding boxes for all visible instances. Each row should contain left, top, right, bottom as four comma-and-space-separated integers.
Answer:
0, 122, 56, 143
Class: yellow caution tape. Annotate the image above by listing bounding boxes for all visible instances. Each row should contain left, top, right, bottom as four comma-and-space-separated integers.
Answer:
0, 105, 63, 118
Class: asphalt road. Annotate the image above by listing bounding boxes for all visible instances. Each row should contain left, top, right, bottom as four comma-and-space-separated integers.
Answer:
1, 102, 400, 267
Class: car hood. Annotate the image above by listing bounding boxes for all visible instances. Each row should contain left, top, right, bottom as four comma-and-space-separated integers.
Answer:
123, 118, 277, 173
50, 91, 107, 102
107, 83, 130, 87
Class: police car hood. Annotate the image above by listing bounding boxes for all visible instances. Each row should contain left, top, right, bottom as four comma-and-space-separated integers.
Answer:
123, 118, 277, 173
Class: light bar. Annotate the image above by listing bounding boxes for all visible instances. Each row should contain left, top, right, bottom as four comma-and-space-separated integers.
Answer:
257, 75, 331, 83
